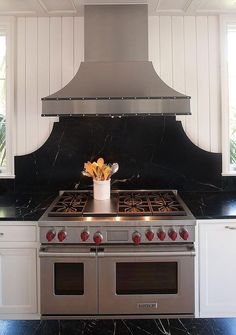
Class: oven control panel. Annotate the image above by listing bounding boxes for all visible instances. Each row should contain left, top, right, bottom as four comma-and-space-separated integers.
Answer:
40, 225, 195, 244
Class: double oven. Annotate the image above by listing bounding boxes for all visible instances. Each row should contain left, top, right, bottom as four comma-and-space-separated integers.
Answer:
39, 190, 196, 318
40, 243, 195, 318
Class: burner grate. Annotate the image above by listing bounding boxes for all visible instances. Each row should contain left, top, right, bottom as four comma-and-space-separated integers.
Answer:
118, 191, 186, 216
48, 192, 88, 217
148, 192, 186, 216
118, 192, 152, 216
46, 190, 186, 218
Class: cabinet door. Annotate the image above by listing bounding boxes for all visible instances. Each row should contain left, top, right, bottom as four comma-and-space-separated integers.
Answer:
199, 222, 236, 317
0, 249, 37, 314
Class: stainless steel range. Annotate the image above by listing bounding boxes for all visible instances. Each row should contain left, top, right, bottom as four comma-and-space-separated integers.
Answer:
39, 190, 196, 319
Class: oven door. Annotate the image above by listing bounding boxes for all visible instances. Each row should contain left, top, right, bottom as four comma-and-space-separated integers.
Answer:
98, 244, 195, 316
39, 246, 97, 316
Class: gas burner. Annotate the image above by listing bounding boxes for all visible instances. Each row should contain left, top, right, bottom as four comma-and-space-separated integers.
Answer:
48, 192, 88, 217
124, 206, 145, 213
118, 192, 152, 216
154, 201, 181, 212
117, 191, 186, 216
123, 196, 143, 207
149, 192, 186, 216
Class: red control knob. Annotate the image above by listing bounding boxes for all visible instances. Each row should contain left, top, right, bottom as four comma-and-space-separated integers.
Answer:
58, 230, 67, 242
93, 232, 103, 245
168, 229, 177, 241
157, 229, 166, 241
145, 229, 154, 241
132, 232, 141, 245
46, 230, 56, 242
81, 230, 90, 242
179, 228, 189, 241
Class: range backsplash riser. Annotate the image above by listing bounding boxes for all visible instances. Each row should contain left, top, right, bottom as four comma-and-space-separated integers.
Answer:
1, 116, 233, 193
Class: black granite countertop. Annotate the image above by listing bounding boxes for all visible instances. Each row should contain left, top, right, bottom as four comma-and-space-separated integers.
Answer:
0, 190, 236, 221
180, 191, 236, 220
0, 192, 56, 221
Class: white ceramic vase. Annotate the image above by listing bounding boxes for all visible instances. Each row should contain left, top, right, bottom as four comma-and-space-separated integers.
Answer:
93, 179, 111, 200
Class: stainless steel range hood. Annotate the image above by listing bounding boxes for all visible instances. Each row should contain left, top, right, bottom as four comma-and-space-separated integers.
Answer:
42, 5, 191, 117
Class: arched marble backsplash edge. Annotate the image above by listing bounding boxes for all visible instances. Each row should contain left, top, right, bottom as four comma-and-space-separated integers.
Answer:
11, 116, 224, 193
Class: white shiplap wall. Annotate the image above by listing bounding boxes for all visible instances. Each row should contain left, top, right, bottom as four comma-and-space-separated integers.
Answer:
16, 16, 84, 155
16, 15, 221, 156
149, 15, 221, 153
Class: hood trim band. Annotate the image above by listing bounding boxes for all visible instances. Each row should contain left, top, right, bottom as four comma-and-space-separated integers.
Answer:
42, 97, 190, 117
42, 96, 191, 101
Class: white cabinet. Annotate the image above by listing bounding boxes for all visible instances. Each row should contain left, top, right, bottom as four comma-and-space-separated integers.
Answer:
0, 249, 37, 314
199, 220, 236, 317
0, 223, 39, 319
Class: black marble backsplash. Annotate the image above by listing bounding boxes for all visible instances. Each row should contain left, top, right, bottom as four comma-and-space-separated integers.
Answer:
14, 116, 222, 192
1, 116, 235, 193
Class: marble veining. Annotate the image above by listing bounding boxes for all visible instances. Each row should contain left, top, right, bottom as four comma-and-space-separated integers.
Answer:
0, 319, 236, 335
12, 116, 223, 193
0, 193, 55, 220
181, 191, 236, 219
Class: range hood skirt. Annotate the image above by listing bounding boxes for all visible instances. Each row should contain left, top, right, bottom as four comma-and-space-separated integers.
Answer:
42, 61, 190, 117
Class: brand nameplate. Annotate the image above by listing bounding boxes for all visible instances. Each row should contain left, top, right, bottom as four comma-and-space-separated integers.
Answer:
137, 303, 158, 309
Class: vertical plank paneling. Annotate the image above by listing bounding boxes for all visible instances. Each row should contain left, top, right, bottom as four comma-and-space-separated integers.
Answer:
49, 17, 62, 94
196, 16, 210, 151
184, 16, 198, 145
37, 17, 50, 148
148, 16, 160, 75
16, 18, 26, 156
208, 16, 221, 153
62, 17, 74, 86
172, 16, 186, 129
159, 16, 172, 87
25, 18, 38, 153
73, 17, 84, 75
49, 17, 62, 128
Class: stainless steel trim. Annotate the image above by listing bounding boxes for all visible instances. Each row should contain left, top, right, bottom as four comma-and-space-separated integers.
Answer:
42, 89, 190, 117
41, 313, 195, 320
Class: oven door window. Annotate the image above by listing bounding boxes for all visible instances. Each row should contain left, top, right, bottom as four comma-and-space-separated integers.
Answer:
54, 263, 84, 295
116, 262, 177, 295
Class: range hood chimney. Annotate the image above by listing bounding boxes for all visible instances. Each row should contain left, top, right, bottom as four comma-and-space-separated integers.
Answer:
42, 5, 191, 117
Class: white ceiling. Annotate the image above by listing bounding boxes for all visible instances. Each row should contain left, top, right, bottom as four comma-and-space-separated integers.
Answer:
1, 0, 236, 16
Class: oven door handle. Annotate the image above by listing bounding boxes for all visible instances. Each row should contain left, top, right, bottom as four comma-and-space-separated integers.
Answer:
39, 252, 96, 257
39, 251, 96, 257
98, 251, 195, 257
